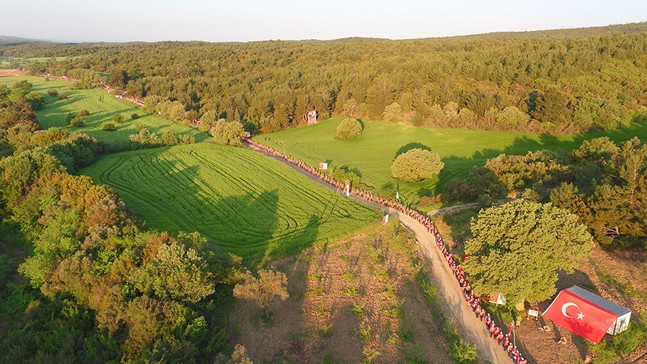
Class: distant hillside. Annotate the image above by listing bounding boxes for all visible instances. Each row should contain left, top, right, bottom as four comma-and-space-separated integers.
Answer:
0, 35, 49, 46
3, 22, 646, 135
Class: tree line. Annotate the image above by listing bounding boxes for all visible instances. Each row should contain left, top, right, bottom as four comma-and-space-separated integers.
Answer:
3, 22, 646, 135
443, 136, 647, 249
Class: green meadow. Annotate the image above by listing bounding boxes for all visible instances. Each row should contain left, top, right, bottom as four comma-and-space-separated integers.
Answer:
255, 117, 647, 205
0, 76, 207, 147
81, 143, 379, 264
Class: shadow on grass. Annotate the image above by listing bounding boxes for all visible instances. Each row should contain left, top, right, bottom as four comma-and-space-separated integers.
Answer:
394, 142, 433, 159
433, 119, 647, 195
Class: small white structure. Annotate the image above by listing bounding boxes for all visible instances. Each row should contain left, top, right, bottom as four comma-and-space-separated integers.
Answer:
318, 162, 328, 170
488, 293, 507, 306
306, 107, 319, 124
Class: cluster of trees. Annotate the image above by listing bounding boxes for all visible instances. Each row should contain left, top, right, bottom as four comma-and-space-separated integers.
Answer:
1, 81, 41, 149
0, 104, 240, 361
4, 23, 646, 134
444, 137, 647, 247
128, 128, 196, 149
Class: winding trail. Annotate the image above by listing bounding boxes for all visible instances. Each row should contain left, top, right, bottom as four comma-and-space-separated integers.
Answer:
246, 143, 512, 364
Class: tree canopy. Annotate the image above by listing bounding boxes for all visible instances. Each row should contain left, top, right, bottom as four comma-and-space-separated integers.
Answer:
4, 22, 646, 135
463, 199, 594, 306
443, 136, 647, 248
391, 148, 444, 182
334, 118, 362, 140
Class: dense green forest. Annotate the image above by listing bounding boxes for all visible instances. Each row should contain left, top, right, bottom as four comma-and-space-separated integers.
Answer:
0, 80, 241, 362
3, 23, 646, 134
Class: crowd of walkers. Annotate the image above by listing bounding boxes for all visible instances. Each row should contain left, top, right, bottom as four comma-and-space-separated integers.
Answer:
242, 136, 529, 364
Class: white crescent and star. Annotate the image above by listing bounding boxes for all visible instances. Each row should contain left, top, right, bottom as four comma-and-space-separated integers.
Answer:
561, 302, 585, 320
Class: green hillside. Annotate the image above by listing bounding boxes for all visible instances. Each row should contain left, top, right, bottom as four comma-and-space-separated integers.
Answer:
81, 143, 379, 264
255, 118, 647, 205
0, 76, 207, 147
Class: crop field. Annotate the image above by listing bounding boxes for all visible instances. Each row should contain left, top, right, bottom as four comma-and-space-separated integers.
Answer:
0, 76, 207, 147
81, 143, 379, 264
256, 118, 647, 205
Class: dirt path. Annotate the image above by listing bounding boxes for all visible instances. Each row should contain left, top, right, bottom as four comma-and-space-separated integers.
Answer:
250, 145, 512, 363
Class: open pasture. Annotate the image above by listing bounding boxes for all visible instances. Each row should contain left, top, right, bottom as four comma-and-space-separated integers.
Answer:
256, 118, 647, 205
81, 143, 379, 264
0, 76, 207, 147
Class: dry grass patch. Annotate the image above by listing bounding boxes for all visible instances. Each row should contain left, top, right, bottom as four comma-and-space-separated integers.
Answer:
232, 222, 453, 363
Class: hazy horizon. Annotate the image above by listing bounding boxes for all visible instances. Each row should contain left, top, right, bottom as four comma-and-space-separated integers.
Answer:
1, 0, 646, 43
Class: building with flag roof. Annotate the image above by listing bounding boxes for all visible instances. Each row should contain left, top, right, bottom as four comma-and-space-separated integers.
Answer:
542, 285, 631, 344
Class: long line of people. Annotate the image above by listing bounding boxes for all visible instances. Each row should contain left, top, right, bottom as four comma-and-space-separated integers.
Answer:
242, 136, 527, 364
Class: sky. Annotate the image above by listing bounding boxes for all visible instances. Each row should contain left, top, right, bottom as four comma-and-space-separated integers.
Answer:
1, 0, 646, 43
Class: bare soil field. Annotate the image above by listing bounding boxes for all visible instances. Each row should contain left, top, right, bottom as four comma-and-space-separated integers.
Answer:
231, 223, 455, 363
0, 69, 25, 77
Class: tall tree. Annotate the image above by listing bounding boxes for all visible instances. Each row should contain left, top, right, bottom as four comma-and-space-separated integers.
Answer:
463, 199, 593, 307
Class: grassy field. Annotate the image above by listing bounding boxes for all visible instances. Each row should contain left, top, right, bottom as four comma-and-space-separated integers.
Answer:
255, 118, 647, 205
81, 143, 379, 264
0, 76, 207, 147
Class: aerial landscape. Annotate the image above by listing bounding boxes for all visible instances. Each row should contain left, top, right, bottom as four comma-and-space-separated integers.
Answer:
1, 1, 646, 363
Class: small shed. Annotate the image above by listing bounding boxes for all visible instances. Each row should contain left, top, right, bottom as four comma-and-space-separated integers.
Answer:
543, 285, 631, 343
567, 286, 631, 336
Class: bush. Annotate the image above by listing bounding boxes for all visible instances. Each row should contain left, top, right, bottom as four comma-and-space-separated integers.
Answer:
25, 92, 46, 110
102, 123, 116, 131
131, 113, 140, 120
69, 115, 85, 127
113, 114, 125, 124
79, 109, 90, 116
477, 193, 493, 208
58, 93, 68, 100
391, 148, 444, 182
449, 339, 477, 363
47, 88, 58, 97
334, 118, 362, 140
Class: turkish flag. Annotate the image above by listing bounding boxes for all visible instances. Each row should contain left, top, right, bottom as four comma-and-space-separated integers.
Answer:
542, 289, 619, 343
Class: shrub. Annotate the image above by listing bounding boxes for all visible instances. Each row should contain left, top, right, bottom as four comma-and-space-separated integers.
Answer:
131, 113, 140, 120
58, 93, 68, 100
69, 115, 85, 127
102, 123, 116, 131
233, 269, 289, 319
25, 92, 46, 110
449, 339, 477, 363
47, 88, 58, 97
79, 109, 90, 116
334, 118, 362, 140
113, 114, 125, 124
477, 193, 493, 208
391, 148, 444, 182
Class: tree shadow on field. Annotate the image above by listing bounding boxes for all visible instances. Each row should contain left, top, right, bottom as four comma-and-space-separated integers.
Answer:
394, 142, 432, 159
258, 214, 321, 267
433, 122, 647, 197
